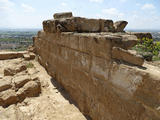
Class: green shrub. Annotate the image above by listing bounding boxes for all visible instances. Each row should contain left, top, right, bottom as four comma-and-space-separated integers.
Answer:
132, 37, 160, 61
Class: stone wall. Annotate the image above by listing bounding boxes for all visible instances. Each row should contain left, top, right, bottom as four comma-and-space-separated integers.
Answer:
34, 12, 160, 120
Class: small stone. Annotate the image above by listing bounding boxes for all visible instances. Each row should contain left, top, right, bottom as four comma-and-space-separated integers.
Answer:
29, 53, 36, 60
23, 54, 30, 60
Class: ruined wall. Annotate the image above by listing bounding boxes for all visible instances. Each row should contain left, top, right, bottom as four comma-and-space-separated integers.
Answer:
34, 12, 160, 120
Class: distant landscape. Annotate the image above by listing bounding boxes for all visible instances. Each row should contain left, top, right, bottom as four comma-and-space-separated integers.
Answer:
0, 29, 160, 51
0, 29, 40, 51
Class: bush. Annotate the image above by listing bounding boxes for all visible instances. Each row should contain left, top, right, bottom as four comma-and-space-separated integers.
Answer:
132, 37, 160, 61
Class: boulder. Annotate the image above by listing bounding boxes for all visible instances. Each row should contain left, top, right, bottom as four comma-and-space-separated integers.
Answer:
54, 12, 73, 19
0, 77, 12, 92
112, 47, 144, 66
0, 89, 18, 107
17, 81, 41, 101
4, 64, 27, 76
13, 75, 31, 88
114, 21, 128, 32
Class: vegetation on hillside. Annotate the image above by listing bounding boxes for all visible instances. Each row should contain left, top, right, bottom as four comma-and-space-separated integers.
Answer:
0, 30, 37, 51
133, 37, 160, 61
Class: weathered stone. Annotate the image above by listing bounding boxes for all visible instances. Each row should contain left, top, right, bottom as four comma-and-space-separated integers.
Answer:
23, 54, 30, 60
100, 19, 115, 32
43, 17, 116, 33
112, 47, 144, 66
43, 19, 57, 33
54, 12, 73, 19
75, 17, 100, 32
0, 89, 18, 107
4, 68, 15, 76
114, 21, 128, 32
141, 52, 153, 61
4, 64, 27, 76
34, 12, 160, 120
0, 77, 12, 92
127, 32, 152, 39
29, 53, 36, 59
0, 51, 27, 60
17, 81, 41, 101
13, 75, 31, 88
28, 46, 35, 53
56, 18, 77, 32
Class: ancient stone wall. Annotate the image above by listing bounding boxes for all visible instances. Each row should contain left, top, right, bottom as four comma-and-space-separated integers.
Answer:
34, 12, 160, 120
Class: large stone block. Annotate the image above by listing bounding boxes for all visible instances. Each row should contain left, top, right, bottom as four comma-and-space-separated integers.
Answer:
111, 34, 138, 50
91, 36, 112, 60
99, 19, 114, 32
13, 75, 31, 88
43, 19, 57, 33
75, 17, 100, 32
0, 77, 12, 92
114, 21, 128, 32
53, 12, 73, 19
112, 47, 144, 66
0, 89, 18, 107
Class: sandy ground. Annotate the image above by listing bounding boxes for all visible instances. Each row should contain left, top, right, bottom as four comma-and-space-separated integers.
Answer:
0, 58, 87, 120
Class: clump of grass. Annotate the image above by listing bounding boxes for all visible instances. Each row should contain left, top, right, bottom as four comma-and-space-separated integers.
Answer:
26, 62, 34, 68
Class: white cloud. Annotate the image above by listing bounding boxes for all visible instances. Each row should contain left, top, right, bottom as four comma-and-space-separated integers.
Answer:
120, 0, 127, 2
61, 2, 67, 7
21, 3, 35, 13
102, 8, 124, 19
89, 0, 104, 3
141, 3, 155, 10
0, 0, 15, 28
0, 0, 14, 12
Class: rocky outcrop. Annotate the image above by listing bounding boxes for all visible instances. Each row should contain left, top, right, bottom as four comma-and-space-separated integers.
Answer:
34, 12, 160, 120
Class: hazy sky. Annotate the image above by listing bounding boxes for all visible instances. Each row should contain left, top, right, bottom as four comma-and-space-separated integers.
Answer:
0, 0, 160, 29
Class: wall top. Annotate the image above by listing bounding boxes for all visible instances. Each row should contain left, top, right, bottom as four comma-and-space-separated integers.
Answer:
43, 12, 128, 33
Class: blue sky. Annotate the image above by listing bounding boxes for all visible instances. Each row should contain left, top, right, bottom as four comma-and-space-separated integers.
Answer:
0, 0, 160, 29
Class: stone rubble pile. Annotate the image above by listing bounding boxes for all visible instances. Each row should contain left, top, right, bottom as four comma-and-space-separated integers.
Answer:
0, 59, 41, 107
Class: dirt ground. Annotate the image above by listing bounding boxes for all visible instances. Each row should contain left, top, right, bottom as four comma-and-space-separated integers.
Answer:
0, 58, 87, 120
